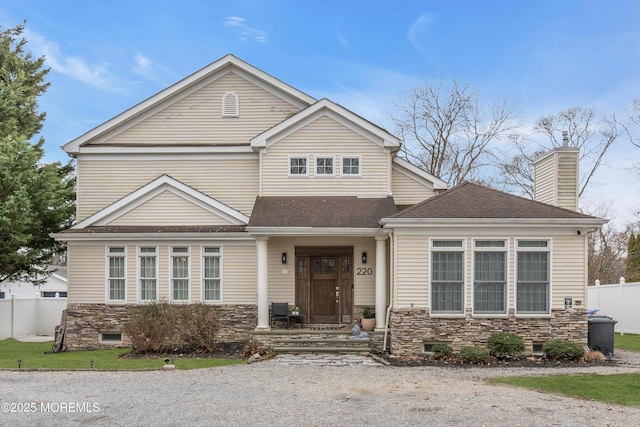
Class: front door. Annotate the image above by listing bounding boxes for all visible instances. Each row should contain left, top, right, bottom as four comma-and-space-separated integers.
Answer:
310, 257, 338, 323
295, 247, 353, 324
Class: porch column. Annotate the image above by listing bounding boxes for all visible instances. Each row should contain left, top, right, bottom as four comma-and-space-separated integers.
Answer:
256, 236, 270, 330
375, 235, 388, 330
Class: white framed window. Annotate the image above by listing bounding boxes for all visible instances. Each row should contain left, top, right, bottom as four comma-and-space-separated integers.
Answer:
202, 246, 222, 303
222, 92, 239, 117
107, 246, 126, 302
473, 240, 507, 315
516, 240, 550, 315
430, 240, 465, 314
138, 246, 158, 302
341, 155, 361, 176
171, 246, 190, 302
315, 155, 334, 176
289, 155, 308, 176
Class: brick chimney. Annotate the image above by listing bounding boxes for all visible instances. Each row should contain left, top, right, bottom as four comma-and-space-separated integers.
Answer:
533, 132, 579, 211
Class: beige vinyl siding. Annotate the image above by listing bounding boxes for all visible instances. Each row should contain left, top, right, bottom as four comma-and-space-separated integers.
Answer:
68, 241, 256, 304
76, 157, 258, 221
393, 227, 587, 312
533, 154, 555, 206
391, 168, 437, 205
550, 235, 586, 305
267, 236, 376, 305
533, 149, 578, 211
221, 243, 257, 304
394, 233, 429, 308
67, 243, 106, 304
105, 72, 302, 146
108, 190, 234, 226
261, 115, 389, 196
557, 154, 578, 211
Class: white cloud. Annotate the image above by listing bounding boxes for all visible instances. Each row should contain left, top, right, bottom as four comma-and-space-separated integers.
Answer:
223, 16, 268, 43
24, 29, 120, 92
132, 53, 176, 87
407, 13, 434, 55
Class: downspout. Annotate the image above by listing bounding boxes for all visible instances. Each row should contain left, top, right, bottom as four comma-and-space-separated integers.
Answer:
383, 229, 394, 353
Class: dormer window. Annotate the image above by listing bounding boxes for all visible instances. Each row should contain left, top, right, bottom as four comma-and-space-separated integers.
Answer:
222, 92, 239, 117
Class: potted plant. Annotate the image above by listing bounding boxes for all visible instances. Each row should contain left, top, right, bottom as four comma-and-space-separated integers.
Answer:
360, 306, 375, 331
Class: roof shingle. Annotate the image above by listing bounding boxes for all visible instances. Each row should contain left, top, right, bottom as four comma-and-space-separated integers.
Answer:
248, 196, 398, 228
390, 181, 597, 219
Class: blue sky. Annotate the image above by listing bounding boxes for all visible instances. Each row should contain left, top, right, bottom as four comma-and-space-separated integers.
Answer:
1, 0, 639, 222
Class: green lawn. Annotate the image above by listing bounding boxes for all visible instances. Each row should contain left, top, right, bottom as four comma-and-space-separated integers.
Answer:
615, 333, 640, 352
490, 333, 640, 408
0, 339, 244, 370
490, 373, 640, 408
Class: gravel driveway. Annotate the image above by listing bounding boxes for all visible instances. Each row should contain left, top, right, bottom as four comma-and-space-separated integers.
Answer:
1, 351, 640, 426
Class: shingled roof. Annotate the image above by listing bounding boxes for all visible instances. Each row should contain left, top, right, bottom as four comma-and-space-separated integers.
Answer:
390, 181, 597, 220
248, 196, 398, 228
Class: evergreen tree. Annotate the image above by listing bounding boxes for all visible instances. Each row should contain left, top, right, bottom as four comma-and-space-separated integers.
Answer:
626, 232, 640, 282
0, 22, 75, 285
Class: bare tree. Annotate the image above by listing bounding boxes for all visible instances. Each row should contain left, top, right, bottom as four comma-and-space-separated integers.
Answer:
624, 98, 640, 149
585, 201, 629, 285
499, 107, 620, 198
392, 77, 517, 186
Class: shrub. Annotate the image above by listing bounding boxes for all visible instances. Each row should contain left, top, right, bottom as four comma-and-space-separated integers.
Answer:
543, 339, 585, 361
125, 301, 219, 354
431, 344, 453, 359
362, 306, 373, 319
487, 332, 525, 360
459, 346, 490, 364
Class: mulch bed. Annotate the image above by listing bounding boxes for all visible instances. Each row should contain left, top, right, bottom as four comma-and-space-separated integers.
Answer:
379, 353, 615, 368
119, 342, 248, 359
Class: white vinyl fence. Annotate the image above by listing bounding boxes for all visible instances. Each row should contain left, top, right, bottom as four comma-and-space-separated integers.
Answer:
0, 295, 67, 340
588, 278, 640, 335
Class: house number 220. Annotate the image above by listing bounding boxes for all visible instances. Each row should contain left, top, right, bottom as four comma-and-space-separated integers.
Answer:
356, 267, 373, 276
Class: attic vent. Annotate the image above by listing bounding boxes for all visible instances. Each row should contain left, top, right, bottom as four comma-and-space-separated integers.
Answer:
222, 92, 239, 117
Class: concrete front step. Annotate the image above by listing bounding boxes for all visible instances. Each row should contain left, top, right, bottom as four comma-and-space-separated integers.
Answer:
273, 346, 371, 354
272, 338, 371, 354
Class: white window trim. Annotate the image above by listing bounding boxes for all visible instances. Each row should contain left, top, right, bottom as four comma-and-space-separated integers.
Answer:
99, 332, 123, 345
314, 155, 335, 177
340, 155, 362, 177
221, 92, 239, 117
288, 155, 309, 177
429, 238, 466, 317
201, 245, 223, 304
137, 245, 159, 303
471, 239, 509, 317
515, 238, 552, 317
170, 246, 191, 303
105, 246, 127, 304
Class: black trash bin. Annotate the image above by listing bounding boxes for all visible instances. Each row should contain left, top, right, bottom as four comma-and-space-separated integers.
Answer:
587, 315, 618, 356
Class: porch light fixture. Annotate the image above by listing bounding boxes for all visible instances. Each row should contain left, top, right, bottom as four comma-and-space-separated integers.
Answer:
281, 252, 287, 264
362, 252, 367, 264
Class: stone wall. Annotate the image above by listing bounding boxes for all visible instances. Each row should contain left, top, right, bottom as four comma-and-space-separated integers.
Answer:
62, 303, 257, 351
389, 308, 588, 356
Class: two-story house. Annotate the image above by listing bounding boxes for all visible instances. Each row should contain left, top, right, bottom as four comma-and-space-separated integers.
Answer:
53, 54, 605, 355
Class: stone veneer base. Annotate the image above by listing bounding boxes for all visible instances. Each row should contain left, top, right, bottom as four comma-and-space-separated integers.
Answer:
389, 308, 588, 356
62, 303, 257, 351
61, 304, 584, 356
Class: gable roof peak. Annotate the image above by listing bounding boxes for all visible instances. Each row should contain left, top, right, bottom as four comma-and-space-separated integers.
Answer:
251, 97, 400, 150
63, 54, 317, 155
